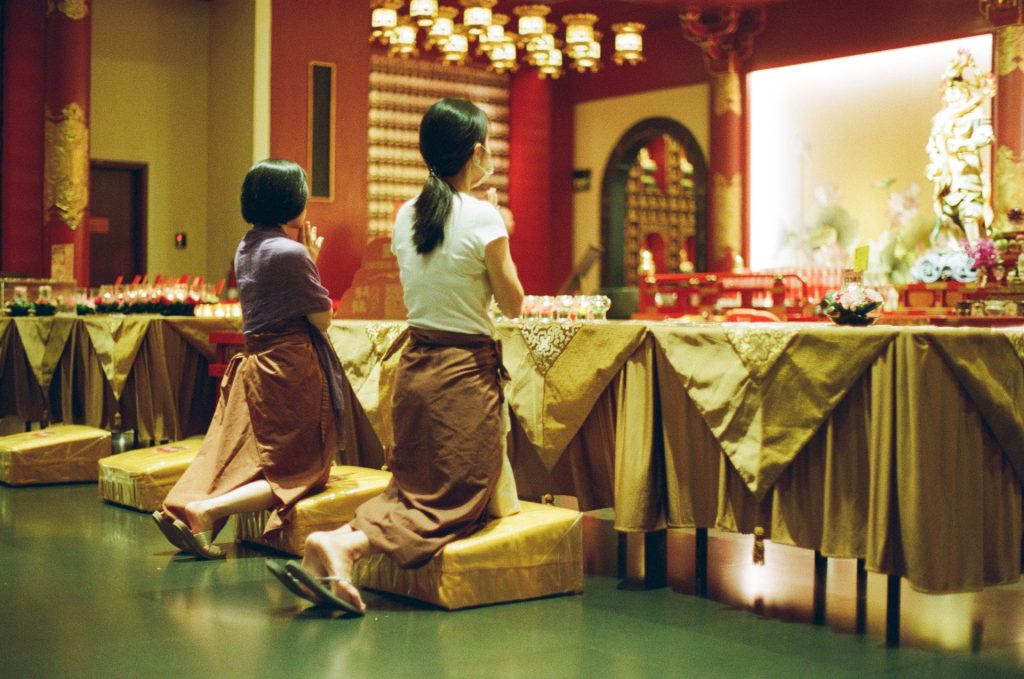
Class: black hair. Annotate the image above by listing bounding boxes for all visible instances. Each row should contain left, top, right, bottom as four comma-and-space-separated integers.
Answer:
240, 158, 309, 227
413, 98, 489, 254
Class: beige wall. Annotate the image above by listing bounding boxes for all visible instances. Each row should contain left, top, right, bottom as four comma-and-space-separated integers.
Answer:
92, 0, 263, 286
207, 0, 269, 285
573, 84, 710, 293
91, 0, 211, 280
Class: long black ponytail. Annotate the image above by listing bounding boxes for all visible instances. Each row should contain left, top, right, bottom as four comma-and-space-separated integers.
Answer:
413, 98, 489, 255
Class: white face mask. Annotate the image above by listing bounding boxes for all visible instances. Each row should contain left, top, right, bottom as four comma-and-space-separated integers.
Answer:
471, 143, 494, 189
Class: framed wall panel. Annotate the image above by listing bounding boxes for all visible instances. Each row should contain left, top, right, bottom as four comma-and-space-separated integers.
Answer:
308, 61, 335, 201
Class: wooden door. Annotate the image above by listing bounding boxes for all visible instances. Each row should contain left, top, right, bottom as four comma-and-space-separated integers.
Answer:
89, 161, 147, 286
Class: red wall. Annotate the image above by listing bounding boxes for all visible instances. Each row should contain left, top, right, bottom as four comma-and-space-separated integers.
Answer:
1, 0, 45, 276
753, 0, 990, 70
567, 0, 991, 105
508, 73, 575, 294
270, 0, 370, 298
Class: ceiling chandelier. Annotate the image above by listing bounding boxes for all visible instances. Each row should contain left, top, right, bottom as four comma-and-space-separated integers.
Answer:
370, 1, 646, 78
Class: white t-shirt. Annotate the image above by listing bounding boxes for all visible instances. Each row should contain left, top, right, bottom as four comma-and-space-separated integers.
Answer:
392, 192, 508, 336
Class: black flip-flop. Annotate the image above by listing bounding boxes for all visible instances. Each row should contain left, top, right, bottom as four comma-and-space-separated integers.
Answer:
266, 559, 319, 605
284, 561, 364, 616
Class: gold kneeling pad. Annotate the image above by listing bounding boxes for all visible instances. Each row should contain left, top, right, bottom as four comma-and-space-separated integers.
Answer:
0, 425, 112, 486
352, 501, 584, 610
236, 465, 392, 556
98, 437, 205, 511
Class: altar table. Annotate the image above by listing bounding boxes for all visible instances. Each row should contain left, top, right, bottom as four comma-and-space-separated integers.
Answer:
2, 316, 1020, 595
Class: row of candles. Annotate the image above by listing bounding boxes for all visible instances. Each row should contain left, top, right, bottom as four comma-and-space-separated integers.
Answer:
494, 294, 613, 322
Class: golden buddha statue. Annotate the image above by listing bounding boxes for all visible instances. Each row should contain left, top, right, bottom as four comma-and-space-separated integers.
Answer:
924, 49, 996, 247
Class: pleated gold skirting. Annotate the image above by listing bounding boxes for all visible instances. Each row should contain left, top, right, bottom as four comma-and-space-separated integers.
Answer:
235, 465, 392, 555
0, 425, 111, 486
352, 501, 584, 610
98, 437, 205, 511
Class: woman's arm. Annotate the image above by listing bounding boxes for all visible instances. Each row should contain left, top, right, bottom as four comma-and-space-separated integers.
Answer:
484, 236, 524, 319
306, 309, 332, 331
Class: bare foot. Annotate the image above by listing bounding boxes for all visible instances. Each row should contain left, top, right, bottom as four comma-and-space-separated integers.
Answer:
183, 500, 215, 534
303, 528, 368, 613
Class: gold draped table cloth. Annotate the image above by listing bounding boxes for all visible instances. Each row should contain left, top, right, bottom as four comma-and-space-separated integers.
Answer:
5, 316, 1021, 593
326, 320, 653, 515
0, 316, 241, 442
636, 322, 1022, 594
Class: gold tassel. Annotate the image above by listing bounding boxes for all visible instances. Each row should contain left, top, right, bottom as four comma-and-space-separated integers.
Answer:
752, 526, 765, 566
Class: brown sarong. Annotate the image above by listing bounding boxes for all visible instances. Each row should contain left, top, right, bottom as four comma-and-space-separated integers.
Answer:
350, 327, 505, 568
162, 322, 334, 536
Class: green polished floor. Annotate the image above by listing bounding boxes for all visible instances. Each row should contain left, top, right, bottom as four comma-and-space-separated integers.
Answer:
1, 483, 1022, 679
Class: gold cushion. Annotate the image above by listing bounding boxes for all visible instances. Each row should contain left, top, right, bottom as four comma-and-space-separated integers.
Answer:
98, 437, 205, 511
0, 425, 112, 486
236, 465, 392, 555
352, 501, 584, 610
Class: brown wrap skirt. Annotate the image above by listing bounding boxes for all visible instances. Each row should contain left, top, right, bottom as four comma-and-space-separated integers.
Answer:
162, 322, 335, 536
350, 327, 505, 568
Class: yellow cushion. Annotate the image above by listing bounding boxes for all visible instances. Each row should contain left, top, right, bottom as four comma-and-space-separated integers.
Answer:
97, 437, 205, 511
236, 465, 392, 556
0, 425, 112, 486
352, 501, 584, 610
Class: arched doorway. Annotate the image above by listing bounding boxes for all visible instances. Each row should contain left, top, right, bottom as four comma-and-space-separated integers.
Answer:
600, 118, 707, 316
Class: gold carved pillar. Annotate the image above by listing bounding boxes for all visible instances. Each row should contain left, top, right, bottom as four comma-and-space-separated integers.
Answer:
981, 0, 1024, 233
44, 0, 91, 284
681, 7, 764, 271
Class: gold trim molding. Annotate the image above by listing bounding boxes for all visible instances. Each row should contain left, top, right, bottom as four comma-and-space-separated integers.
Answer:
47, 0, 89, 20
997, 24, 1024, 75
712, 70, 742, 117
44, 103, 90, 231
993, 144, 1024, 232
713, 172, 742, 247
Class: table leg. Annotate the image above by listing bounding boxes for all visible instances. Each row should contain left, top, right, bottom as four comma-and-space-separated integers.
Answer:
855, 558, 867, 634
644, 529, 667, 589
616, 530, 667, 589
695, 527, 708, 598
617, 531, 627, 580
812, 551, 827, 625
886, 575, 901, 647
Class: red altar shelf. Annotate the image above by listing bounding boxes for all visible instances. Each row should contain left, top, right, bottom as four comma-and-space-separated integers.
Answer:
335, 237, 406, 320
635, 271, 813, 321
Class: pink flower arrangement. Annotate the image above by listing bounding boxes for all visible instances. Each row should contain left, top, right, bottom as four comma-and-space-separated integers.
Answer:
818, 284, 883, 326
961, 238, 998, 269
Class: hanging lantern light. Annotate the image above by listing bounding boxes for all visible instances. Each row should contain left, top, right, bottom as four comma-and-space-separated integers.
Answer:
612, 22, 645, 66
389, 17, 419, 58
536, 47, 564, 79
442, 27, 470, 63
461, 0, 497, 37
479, 13, 509, 52
409, 0, 438, 28
427, 5, 458, 47
371, 0, 404, 44
488, 37, 518, 73
525, 21, 557, 63
513, 4, 550, 41
570, 32, 601, 73
562, 13, 597, 49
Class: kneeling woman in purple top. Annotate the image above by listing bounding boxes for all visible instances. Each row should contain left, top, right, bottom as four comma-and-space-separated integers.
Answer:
153, 159, 344, 559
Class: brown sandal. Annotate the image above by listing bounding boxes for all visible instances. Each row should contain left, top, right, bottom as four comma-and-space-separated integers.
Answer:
171, 519, 225, 559
151, 511, 189, 552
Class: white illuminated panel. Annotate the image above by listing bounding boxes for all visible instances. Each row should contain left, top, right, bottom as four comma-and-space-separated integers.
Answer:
748, 35, 992, 271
